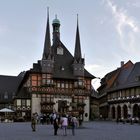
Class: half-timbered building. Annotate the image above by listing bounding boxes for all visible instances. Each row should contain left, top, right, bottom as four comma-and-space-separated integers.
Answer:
14, 12, 95, 121
98, 61, 140, 121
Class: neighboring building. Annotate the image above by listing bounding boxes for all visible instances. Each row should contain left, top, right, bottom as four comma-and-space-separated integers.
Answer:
0, 72, 31, 119
98, 61, 140, 120
14, 12, 95, 121
14, 72, 31, 121
90, 87, 99, 120
0, 74, 22, 109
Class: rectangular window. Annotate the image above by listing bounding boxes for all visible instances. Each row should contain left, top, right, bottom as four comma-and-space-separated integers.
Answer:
32, 81, 37, 86
31, 75, 37, 80
126, 89, 129, 97
119, 91, 122, 97
42, 74, 46, 78
131, 88, 135, 96
74, 82, 78, 87
61, 83, 64, 88
78, 81, 83, 86
57, 83, 60, 88
4, 93, 8, 99
46, 97, 50, 102
69, 83, 72, 88
66, 83, 68, 88
42, 79, 46, 84
17, 99, 21, 106
27, 100, 30, 106
47, 79, 51, 84
136, 87, 140, 96
22, 100, 26, 106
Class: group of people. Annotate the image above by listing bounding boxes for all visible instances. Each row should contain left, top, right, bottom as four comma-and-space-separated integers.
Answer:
31, 112, 78, 136
53, 113, 78, 136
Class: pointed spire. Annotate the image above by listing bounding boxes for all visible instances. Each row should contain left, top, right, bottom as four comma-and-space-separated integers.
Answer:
42, 7, 51, 60
74, 14, 82, 62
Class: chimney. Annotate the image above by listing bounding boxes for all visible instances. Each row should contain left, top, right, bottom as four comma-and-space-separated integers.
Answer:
121, 61, 124, 67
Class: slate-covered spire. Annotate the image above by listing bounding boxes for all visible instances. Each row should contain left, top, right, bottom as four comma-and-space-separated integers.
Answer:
73, 15, 84, 77
42, 8, 51, 60
74, 15, 82, 62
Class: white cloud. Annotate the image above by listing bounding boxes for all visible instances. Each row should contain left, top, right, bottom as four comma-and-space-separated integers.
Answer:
105, 0, 140, 55
106, 0, 139, 36
85, 64, 111, 78
128, 1, 140, 8
85, 64, 101, 70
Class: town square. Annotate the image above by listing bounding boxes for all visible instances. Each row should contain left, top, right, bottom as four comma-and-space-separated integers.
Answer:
0, 0, 140, 139
0, 121, 140, 140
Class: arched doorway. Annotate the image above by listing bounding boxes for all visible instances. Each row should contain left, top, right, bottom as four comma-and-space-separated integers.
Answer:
133, 104, 140, 118
117, 106, 121, 119
111, 106, 115, 119
123, 105, 128, 119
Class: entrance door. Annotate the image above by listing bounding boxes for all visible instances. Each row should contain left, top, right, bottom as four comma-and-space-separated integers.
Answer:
58, 100, 67, 113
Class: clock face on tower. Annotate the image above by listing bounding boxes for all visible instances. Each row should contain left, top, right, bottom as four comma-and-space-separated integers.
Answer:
57, 46, 63, 55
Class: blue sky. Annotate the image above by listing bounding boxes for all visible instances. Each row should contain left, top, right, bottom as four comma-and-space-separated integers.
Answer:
0, 0, 140, 89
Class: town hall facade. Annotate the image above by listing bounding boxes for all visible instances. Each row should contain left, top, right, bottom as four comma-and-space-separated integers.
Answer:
13, 11, 95, 121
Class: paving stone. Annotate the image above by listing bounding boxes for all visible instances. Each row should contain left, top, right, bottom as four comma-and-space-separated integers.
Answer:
0, 121, 139, 140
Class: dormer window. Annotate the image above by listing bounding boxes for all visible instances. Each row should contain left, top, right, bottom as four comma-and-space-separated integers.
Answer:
135, 76, 140, 81
4, 92, 8, 99
57, 46, 63, 55
61, 66, 65, 71
43, 62, 46, 66
78, 80, 83, 86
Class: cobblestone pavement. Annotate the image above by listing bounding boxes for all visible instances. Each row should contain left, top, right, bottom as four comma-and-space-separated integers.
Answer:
0, 121, 140, 140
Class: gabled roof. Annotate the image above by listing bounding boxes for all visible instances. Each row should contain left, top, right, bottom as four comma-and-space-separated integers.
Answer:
108, 60, 134, 91
124, 62, 140, 87
30, 36, 95, 79
52, 40, 75, 79
16, 87, 31, 99
52, 38, 95, 79
30, 14, 95, 80
98, 60, 136, 93
0, 72, 25, 101
97, 68, 120, 92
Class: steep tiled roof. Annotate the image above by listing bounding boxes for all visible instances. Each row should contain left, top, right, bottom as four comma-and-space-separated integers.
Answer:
16, 87, 31, 99
108, 61, 134, 91
0, 73, 25, 102
30, 13, 95, 80
124, 62, 140, 87
97, 68, 120, 93
98, 60, 137, 94
30, 38, 95, 79
52, 40, 95, 79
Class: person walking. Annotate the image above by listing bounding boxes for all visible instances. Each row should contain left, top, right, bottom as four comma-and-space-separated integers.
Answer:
53, 117, 59, 135
31, 113, 36, 131
71, 116, 78, 136
61, 114, 68, 136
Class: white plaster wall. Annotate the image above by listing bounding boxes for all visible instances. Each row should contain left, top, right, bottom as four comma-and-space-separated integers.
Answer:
32, 94, 41, 115
83, 97, 89, 121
